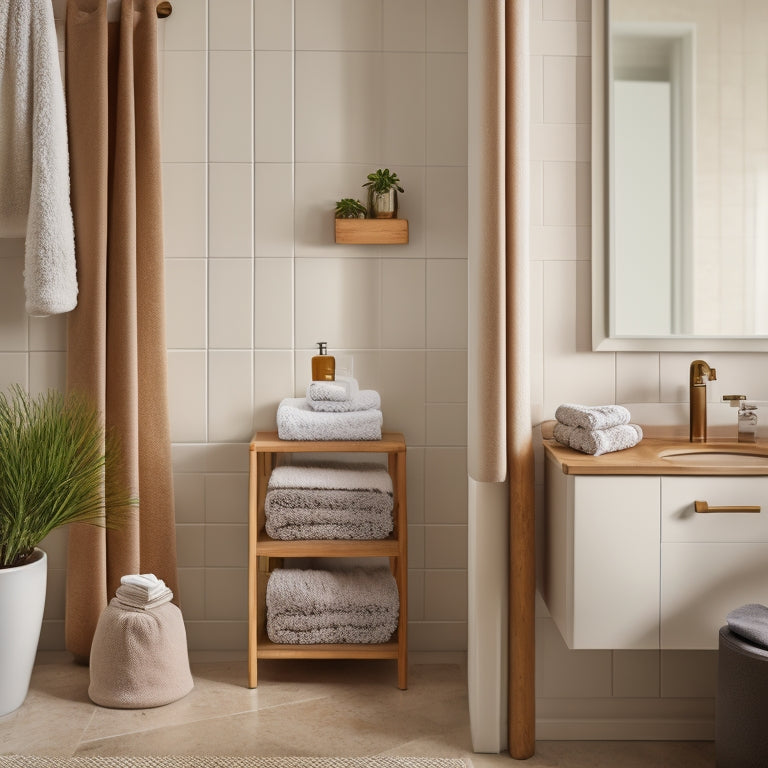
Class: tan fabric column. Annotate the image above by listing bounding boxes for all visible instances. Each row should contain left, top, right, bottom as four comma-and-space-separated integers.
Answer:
65, 0, 178, 661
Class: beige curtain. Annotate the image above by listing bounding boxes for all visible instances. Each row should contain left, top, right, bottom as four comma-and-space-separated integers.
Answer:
64, 0, 178, 661
467, 1, 534, 759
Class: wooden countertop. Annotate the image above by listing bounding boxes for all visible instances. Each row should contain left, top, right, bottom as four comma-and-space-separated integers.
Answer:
544, 436, 768, 476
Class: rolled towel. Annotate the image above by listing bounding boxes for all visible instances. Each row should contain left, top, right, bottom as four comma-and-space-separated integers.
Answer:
266, 566, 399, 644
726, 604, 768, 650
555, 403, 631, 431
305, 389, 380, 413
268, 462, 393, 494
554, 422, 643, 456
307, 376, 359, 402
277, 397, 382, 441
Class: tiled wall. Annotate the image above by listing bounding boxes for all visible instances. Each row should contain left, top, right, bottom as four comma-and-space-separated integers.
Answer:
530, 0, 768, 736
0, 0, 469, 654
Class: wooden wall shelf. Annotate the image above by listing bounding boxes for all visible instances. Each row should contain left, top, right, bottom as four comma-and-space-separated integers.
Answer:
335, 218, 409, 244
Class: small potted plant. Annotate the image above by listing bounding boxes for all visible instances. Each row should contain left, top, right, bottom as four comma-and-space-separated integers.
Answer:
0, 385, 135, 716
334, 198, 367, 219
363, 168, 405, 219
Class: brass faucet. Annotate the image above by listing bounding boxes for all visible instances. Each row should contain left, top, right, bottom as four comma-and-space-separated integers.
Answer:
690, 360, 717, 443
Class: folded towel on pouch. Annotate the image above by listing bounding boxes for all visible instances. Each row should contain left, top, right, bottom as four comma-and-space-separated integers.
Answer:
266, 566, 399, 645
306, 376, 359, 403
277, 397, 382, 441
726, 604, 768, 650
554, 422, 643, 456
115, 573, 174, 610
555, 403, 631, 431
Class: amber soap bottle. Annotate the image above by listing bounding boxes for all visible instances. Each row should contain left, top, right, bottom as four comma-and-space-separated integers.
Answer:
311, 342, 335, 381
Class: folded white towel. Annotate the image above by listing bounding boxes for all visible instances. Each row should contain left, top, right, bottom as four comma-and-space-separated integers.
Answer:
268, 462, 393, 494
0, 0, 78, 316
306, 376, 359, 402
554, 422, 643, 456
555, 403, 631, 431
277, 397, 382, 441
305, 389, 380, 413
116, 573, 173, 609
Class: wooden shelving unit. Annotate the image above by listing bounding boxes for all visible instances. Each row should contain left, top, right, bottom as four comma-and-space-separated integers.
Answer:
247, 431, 408, 690
334, 218, 409, 244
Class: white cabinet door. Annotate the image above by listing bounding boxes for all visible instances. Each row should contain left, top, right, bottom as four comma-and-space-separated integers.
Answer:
661, 542, 768, 649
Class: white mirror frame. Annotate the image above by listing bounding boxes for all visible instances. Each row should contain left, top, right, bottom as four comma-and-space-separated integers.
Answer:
591, 0, 768, 351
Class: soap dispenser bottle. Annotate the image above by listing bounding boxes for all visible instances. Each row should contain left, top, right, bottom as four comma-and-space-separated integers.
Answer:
311, 342, 335, 381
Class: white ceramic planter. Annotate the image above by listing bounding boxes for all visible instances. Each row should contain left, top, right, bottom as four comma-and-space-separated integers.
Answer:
0, 548, 47, 716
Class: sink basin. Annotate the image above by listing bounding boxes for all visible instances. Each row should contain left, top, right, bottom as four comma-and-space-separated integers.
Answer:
661, 451, 768, 467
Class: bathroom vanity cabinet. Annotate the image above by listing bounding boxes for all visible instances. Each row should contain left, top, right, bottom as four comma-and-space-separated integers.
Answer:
544, 444, 768, 651
247, 431, 408, 689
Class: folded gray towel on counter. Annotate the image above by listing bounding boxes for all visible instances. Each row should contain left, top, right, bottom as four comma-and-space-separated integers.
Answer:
306, 376, 359, 402
265, 488, 394, 540
266, 566, 399, 644
305, 389, 381, 413
268, 462, 393, 494
726, 604, 768, 650
554, 422, 643, 456
555, 403, 631, 430
277, 397, 382, 441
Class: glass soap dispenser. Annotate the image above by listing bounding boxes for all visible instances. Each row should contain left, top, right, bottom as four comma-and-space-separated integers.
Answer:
311, 342, 335, 381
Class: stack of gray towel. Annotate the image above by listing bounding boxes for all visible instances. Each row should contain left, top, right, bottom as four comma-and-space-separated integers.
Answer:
277, 377, 383, 441
554, 403, 643, 456
265, 462, 394, 541
266, 566, 399, 644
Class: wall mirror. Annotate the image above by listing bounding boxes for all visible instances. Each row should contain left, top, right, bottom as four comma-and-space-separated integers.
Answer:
592, 0, 768, 351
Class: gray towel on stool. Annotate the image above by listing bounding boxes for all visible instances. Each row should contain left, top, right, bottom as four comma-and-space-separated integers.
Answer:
726, 604, 768, 650
266, 566, 399, 644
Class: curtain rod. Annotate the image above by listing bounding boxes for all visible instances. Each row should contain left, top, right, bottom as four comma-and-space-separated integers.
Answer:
157, 1, 172, 18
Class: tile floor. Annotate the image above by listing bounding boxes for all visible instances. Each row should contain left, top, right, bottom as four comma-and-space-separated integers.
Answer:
0, 655, 715, 767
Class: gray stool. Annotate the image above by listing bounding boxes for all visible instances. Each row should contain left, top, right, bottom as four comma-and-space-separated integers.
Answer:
717, 625, 768, 767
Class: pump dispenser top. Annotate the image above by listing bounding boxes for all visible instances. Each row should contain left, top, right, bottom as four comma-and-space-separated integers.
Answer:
311, 342, 335, 381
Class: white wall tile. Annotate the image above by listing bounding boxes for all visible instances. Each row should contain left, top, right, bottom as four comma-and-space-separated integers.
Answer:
424, 525, 467, 569
426, 0, 467, 52
295, 52, 379, 164
253, 350, 294, 430
253, 0, 293, 51
406, 446, 426, 524
533, 123, 590, 162
531, 20, 591, 57
254, 52, 293, 163
165, 259, 206, 349
409, 525, 425, 570
408, 621, 467, 652
162, 0, 206, 50
28, 314, 66, 352
660, 651, 718, 698
382, 259, 425, 348
530, 224, 590, 260
616, 353, 661, 403
427, 350, 467, 402
254, 258, 293, 349
167, 350, 208, 442
209, 52, 253, 163
209, 163, 253, 259
408, 568, 425, 620
205, 568, 248, 620
0, 353, 27, 392
381, 53, 427, 166
29, 352, 66, 396
39, 527, 68, 570
426, 53, 468, 165
209, 0, 251, 50
377, 350, 426, 445
543, 0, 591, 21
426, 402, 467, 446
383, 0, 425, 52
295, 258, 381, 349
425, 447, 467, 524
209, 259, 253, 349
177, 568, 205, 620
542, 161, 590, 226
205, 473, 248, 523
163, 163, 207, 260
205, 524, 248, 567
0, 253, 28, 351
174, 473, 206, 523
426, 259, 468, 348
208, 351, 253, 441
254, 163, 294, 259
161, 52, 207, 163
295, 0, 381, 51
425, 166, 468, 259
424, 570, 467, 621
176, 524, 205, 568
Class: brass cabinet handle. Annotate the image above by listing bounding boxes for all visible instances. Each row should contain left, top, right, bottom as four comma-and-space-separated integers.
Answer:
694, 500, 761, 514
